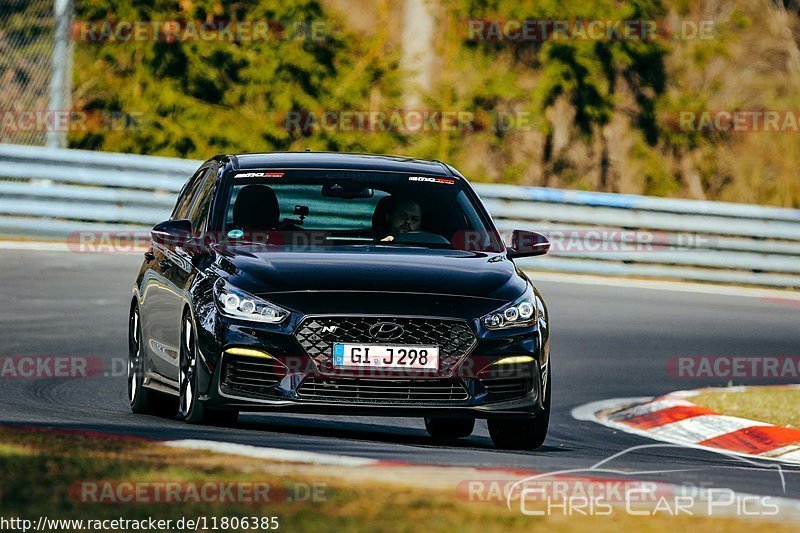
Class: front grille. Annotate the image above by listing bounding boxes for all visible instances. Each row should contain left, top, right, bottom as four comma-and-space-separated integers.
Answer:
478, 365, 535, 401
294, 316, 476, 375
221, 353, 288, 398
298, 377, 469, 404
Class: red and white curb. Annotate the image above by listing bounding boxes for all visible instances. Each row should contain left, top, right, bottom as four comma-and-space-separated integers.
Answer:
164, 438, 800, 522
573, 386, 800, 465
6, 424, 800, 520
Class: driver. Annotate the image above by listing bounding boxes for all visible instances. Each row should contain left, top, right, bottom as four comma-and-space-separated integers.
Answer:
381, 197, 422, 242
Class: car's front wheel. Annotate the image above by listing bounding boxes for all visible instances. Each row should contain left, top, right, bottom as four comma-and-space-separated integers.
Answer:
424, 417, 475, 440
488, 365, 551, 450
179, 312, 238, 426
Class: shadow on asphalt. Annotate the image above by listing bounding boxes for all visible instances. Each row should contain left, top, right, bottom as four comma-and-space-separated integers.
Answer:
236, 414, 571, 456
0, 415, 573, 458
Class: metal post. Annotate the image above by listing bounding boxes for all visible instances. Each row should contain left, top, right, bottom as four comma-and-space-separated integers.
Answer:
400, 0, 436, 110
46, 0, 73, 148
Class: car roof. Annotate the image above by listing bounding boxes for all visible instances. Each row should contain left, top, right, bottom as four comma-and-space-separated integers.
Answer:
221, 152, 455, 177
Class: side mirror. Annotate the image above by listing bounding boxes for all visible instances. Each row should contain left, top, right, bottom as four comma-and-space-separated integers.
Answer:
151, 219, 193, 247
507, 230, 550, 259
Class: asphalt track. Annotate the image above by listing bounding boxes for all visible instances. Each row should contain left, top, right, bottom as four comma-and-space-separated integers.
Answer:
2, 248, 800, 501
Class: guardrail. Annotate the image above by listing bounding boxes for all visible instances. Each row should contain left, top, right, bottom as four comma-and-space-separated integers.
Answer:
1, 143, 799, 289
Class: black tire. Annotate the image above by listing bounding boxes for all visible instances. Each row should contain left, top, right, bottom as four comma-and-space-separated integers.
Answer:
205, 409, 239, 427
424, 417, 475, 440
178, 312, 239, 426
488, 365, 551, 450
128, 306, 158, 414
179, 312, 206, 424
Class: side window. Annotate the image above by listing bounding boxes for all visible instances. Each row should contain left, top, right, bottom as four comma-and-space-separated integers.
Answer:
187, 168, 217, 232
172, 168, 205, 220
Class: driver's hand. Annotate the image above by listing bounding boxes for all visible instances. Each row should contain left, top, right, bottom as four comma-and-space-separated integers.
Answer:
380, 235, 394, 242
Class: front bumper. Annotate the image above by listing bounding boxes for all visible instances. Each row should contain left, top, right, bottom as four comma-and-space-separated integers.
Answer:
194, 312, 549, 419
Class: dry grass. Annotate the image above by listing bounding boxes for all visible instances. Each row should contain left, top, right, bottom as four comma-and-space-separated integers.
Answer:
691, 386, 800, 428
0, 426, 797, 531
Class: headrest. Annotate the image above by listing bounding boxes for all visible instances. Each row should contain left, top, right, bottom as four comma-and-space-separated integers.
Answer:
232, 185, 280, 231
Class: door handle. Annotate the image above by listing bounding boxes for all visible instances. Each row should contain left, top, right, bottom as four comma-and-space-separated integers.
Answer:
158, 259, 172, 269
144, 251, 155, 261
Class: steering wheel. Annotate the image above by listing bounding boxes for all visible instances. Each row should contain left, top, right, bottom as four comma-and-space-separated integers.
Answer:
276, 218, 303, 231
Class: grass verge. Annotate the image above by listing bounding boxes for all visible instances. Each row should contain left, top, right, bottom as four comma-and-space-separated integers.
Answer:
0, 426, 794, 532
690, 387, 800, 429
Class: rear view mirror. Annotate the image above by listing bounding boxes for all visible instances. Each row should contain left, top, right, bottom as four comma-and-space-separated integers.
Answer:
507, 230, 550, 259
321, 182, 374, 199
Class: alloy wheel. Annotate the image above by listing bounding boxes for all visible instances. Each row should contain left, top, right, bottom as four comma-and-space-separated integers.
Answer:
179, 317, 197, 418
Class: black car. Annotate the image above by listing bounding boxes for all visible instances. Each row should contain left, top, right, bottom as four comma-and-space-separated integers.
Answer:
129, 152, 552, 449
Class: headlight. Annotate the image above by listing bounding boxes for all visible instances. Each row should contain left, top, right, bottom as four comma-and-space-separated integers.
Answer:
482, 288, 538, 330
214, 280, 289, 324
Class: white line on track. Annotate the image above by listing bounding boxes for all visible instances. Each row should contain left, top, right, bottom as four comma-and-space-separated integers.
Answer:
0, 240, 72, 251
529, 271, 800, 301
163, 439, 378, 467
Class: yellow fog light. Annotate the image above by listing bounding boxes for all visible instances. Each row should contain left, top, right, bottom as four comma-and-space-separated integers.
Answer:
224, 347, 273, 359
494, 355, 535, 365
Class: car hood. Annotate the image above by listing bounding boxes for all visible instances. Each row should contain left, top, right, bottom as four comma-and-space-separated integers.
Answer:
213, 244, 526, 302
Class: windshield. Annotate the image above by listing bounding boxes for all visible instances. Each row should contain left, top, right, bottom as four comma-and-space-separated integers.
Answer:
219, 169, 503, 252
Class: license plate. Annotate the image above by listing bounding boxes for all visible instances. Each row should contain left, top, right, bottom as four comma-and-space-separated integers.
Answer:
333, 343, 439, 369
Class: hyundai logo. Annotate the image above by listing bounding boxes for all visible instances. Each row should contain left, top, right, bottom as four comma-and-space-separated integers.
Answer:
369, 322, 404, 341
